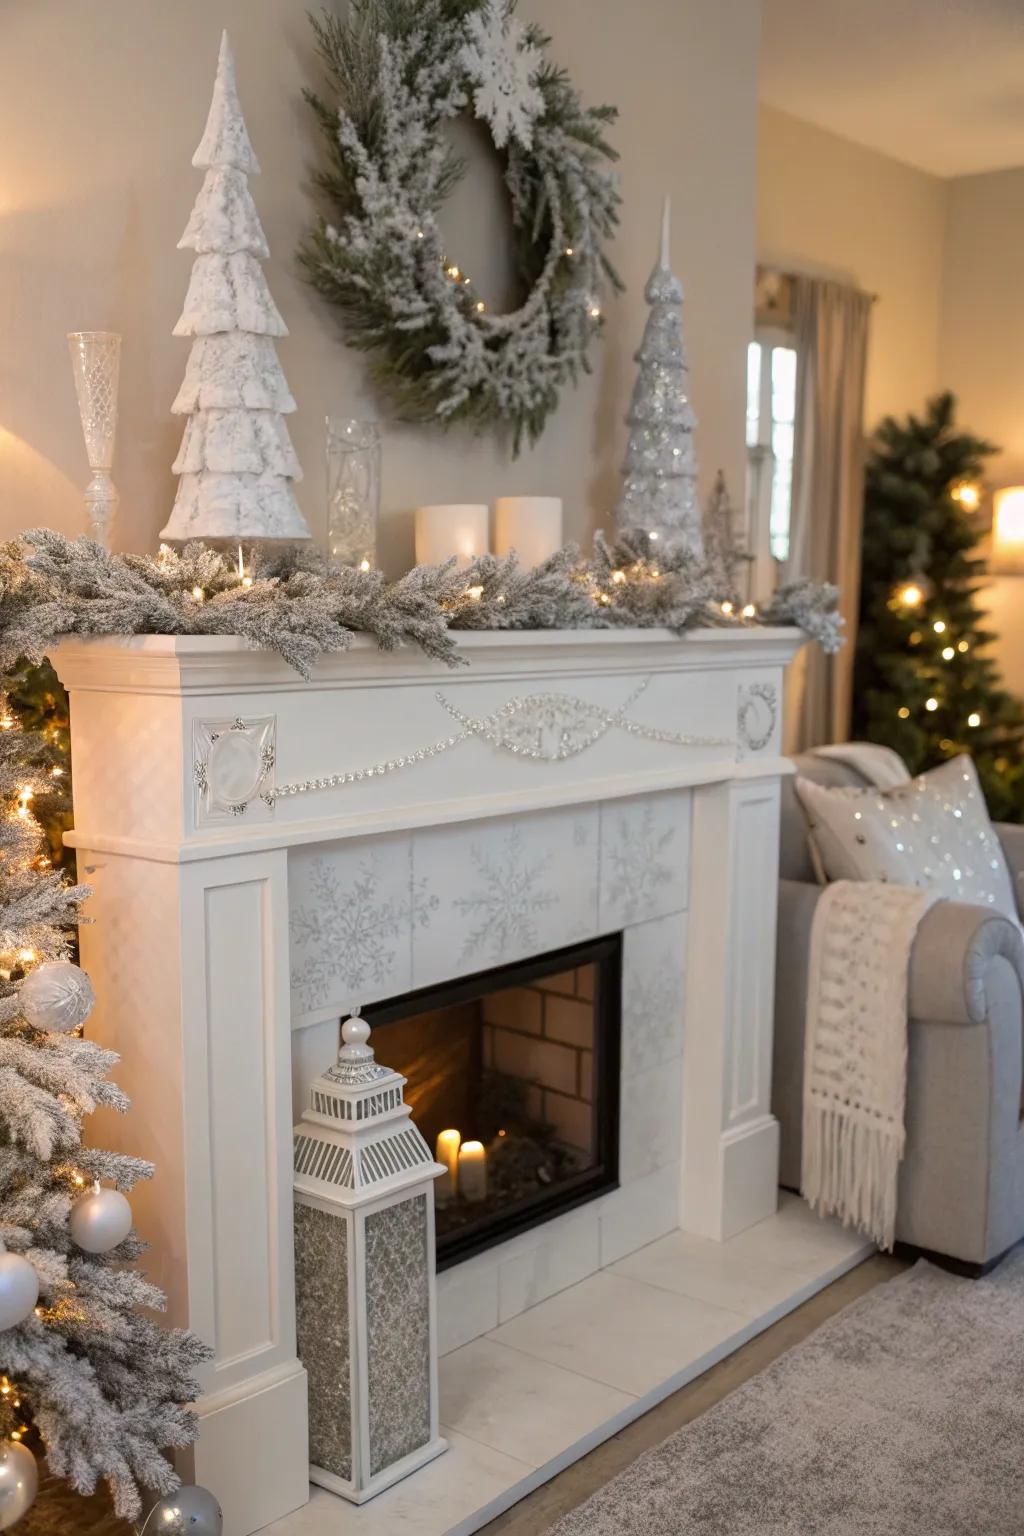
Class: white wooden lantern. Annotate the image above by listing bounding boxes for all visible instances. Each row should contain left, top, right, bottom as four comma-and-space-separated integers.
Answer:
293, 1009, 447, 1503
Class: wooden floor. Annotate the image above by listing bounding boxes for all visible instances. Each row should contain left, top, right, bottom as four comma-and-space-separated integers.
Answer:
479, 1252, 908, 1536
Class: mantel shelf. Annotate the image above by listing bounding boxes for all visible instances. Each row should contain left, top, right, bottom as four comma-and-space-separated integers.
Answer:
52, 625, 805, 694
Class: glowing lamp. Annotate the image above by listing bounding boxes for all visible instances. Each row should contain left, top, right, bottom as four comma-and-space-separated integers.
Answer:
991, 487, 1024, 574
894, 581, 925, 610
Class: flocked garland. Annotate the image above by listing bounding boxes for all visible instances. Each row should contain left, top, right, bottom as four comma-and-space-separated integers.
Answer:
301, 0, 621, 450
0, 530, 842, 680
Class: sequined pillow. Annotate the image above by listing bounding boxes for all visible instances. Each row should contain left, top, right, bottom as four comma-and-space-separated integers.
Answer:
795, 756, 1019, 920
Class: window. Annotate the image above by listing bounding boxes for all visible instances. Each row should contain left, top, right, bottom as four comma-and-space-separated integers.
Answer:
746, 334, 798, 566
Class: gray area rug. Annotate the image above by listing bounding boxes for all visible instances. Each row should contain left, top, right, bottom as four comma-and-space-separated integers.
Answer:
547, 1251, 1024, 1534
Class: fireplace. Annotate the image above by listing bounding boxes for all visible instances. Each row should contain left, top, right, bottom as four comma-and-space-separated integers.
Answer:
365, 935, 622, 1268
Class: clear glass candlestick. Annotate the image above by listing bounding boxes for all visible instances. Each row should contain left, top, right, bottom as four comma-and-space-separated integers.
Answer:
326, 417, 381, 571
67, 331, 121, 548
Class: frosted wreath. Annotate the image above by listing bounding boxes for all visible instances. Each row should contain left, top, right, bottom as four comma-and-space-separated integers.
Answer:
301, 0, 621, 450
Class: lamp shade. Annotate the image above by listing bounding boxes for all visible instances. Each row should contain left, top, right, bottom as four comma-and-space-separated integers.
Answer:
992, 487, 1024, 574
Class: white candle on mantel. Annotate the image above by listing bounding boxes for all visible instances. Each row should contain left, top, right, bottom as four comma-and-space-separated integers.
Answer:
435, 1128, 461, 1206
457, 1139, 487, 1204
415, 504, 489, 568
494, 497, 563, 568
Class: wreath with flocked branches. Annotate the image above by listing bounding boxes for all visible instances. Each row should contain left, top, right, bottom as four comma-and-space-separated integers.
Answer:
301, 0, 622, 451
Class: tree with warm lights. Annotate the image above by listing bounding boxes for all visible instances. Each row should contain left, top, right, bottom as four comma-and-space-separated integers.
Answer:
853, 392, 1024, 821
0, 694, 208, 1526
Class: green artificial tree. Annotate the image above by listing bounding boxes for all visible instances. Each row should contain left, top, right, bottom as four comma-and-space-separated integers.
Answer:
853, 391, 1024, 823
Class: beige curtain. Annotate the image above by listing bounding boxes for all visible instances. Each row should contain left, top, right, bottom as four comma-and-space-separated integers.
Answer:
784, 276, 872, 752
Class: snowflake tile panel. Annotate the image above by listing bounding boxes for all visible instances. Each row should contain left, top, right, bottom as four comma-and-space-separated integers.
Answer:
621, 912, 687, 1079
289, 833, 435, 1021
411, 807, 600, 990
598, 790, 691, 931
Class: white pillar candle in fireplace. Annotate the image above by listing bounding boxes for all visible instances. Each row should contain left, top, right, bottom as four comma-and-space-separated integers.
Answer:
494, 496, 563, 567
457, 1139, 487, 1203
415, 504, 489, 567
435, 1127, 461, 1205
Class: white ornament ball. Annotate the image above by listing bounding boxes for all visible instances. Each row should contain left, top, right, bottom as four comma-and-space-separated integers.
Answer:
136, 1485, 223, 1535
0, 1253, 39, 1331
0, 1441, 37, 1530
69, 1186, 132, 1254
19, 961, 95, 1034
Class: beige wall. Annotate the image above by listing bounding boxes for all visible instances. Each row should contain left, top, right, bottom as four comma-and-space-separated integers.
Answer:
939, 167, 1024, 693
0, 0, 761, 569
757, 104, 947, 427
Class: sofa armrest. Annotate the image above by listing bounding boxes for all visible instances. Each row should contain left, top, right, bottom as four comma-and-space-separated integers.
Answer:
997, 822, 1024, 913
908, 901, 1024, 1026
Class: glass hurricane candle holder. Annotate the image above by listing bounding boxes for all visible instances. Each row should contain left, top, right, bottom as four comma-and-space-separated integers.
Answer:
326, 417, 381, 571
67, 331, 121, 549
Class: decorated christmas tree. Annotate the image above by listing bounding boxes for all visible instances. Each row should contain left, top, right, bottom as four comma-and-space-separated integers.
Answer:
702, 469, 752, 609
614, 198, 701, 553
853, 392, 1024, 823
160, 31, 310, 543
0, 696, 209, 1526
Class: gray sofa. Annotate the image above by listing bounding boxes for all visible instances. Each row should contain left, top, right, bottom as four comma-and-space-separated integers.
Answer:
774, 749, 1024, 1272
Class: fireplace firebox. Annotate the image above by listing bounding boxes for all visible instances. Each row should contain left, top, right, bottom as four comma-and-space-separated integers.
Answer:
365, 935, 622, 1269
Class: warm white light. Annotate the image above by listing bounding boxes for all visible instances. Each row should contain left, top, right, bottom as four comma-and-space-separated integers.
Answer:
925, 697, 939, 712
898, 706, 910, 719
466, 585, 484, 601
933, 619, 946, 634
894, 581, 924, 609
992, 486, 1024, 574
359, 558, 371, 573
649, 530, 659, 541
565, 247, 574, 256
958, 639, 969, 653
951, 481, 981, 510
968, 712, 982, 728
942, 646, 955, 660
191, 586, 205, 602
475, 300, 486, 313
720, 600, 734, 616
588, 305, 601, 319
611, 570, 627, 584
741, 603, 756, 618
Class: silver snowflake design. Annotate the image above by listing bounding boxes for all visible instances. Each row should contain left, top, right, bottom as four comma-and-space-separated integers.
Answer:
605, 804, 677, 924
459, 0, 544, 149
290, 853, 438, 1011
624, 957, 683, 1075
454, 824, 556, 962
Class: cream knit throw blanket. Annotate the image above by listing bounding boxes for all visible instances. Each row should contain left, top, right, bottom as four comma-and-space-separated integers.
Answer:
802, 879, 938, 1249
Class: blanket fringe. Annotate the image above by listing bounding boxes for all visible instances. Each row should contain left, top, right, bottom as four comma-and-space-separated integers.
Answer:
803, 1100, 903, 1251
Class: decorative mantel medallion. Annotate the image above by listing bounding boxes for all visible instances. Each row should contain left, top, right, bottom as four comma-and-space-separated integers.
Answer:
193, 715, 276, 823
737, 682, 778, 758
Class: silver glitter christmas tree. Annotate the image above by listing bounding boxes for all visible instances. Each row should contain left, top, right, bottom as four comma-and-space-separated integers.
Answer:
614, 198, 701, 553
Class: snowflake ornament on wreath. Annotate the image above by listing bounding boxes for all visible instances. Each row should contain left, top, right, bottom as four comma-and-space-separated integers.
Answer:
302, 0, 622, 451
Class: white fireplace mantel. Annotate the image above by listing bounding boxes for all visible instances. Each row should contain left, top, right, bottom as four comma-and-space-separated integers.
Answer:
52, 626, 803, 1536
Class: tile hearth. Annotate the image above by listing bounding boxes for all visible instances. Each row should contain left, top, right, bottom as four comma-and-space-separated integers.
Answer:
262, 1196, 871, 1536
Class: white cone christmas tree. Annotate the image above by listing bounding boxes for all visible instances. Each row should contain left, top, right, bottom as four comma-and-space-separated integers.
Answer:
613, 198, 701, 554
160, 31, 310, 542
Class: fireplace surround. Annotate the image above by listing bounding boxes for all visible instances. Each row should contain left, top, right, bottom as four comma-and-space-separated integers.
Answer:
53, 624, 802, 1536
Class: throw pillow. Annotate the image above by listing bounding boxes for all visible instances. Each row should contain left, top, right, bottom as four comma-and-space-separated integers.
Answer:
795, 755, 1019, 920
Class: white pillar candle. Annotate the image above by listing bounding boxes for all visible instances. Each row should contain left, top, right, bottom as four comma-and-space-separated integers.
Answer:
494, 496, 563, 568
435, 1128, 461, 1206
457, 1139, 487, 1204
415, 504, 489, 568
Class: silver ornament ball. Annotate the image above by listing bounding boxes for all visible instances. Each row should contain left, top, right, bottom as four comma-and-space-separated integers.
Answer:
136, 1485, 223, 1535
0, 1253, 38, 1331
0, 1441, 37, 1530
19, 961, 95, 1034
69, 1185, 132, 1254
